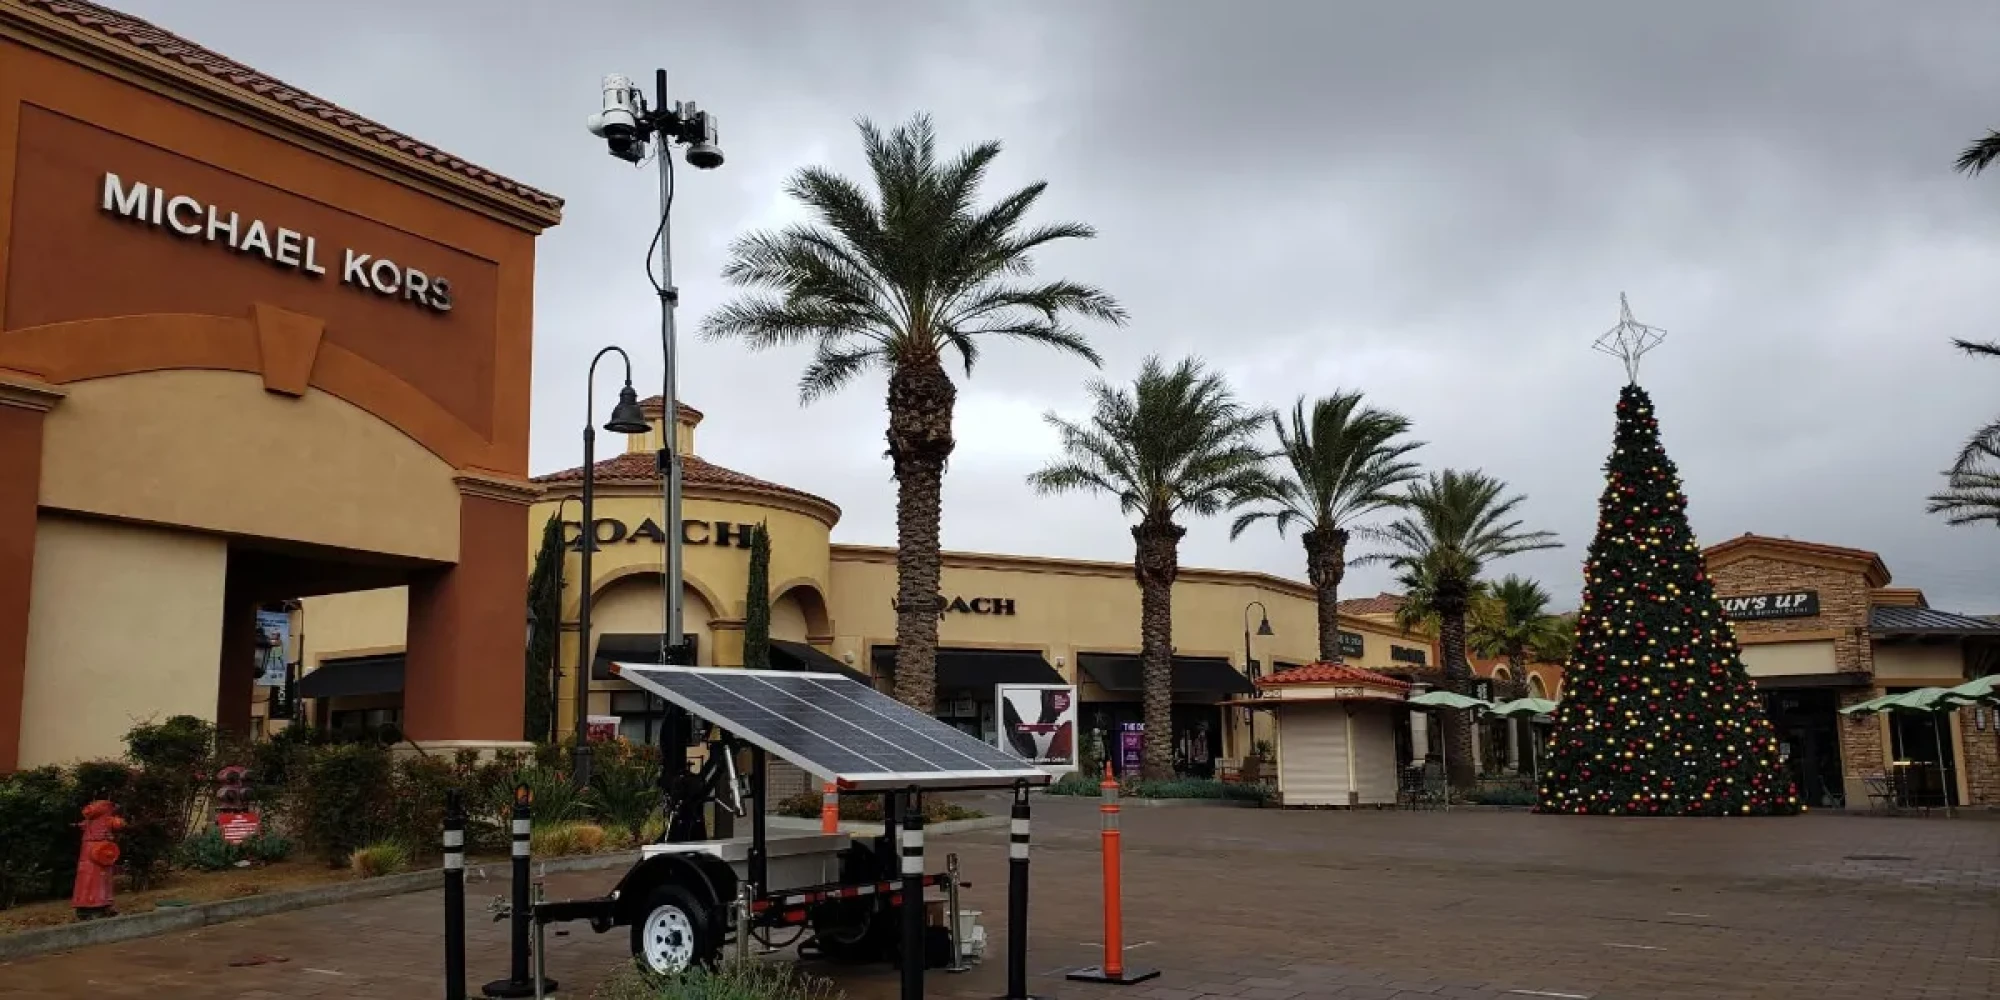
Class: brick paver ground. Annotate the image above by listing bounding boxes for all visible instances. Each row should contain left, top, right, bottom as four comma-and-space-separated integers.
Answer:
1, 800, 1995, 999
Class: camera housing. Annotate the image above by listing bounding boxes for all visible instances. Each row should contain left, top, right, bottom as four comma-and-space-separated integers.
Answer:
587, 71, 725, 169
586, 74, 648, 163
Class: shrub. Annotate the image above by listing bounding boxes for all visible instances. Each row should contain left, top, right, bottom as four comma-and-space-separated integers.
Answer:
516, 763, 588, 829
177, 827, 241, 872
1045, 775, 1271, 803
298, 743, 395, 865
530, 822, 584, 858
349, 841, 408, 878
242, 831, 294, 863
0, 767, 77, 907
602, 825, 638, 852
597, 959, 846, 1000
590, 740, 661, 834
569, 823, 607, 854
639, 814, 666, 845
389, 753, 458, 855
1468, 785, 1537, 807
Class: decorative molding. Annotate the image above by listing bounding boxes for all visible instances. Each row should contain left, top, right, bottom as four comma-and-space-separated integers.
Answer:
538, 479, 841, 529
454, 471, 541, 506
0, 370, 65, 412
1734, 628, 1847, 645
250, 303, 323, 398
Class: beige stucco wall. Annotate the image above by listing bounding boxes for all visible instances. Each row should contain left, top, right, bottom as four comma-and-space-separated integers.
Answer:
1739, 639, 1837, 678
19, 515, 227, 766
39, 371, 460, 562
300, 586, 410, 669
1872, 643, 1965, 683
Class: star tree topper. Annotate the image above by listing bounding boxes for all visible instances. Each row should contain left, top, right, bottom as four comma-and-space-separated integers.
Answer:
1592, 292, 1666, 384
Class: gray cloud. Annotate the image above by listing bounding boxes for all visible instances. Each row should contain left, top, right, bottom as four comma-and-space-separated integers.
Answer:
120, 0, 2000, 611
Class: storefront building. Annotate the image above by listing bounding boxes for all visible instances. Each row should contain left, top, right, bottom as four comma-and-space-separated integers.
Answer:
296, 400, 1440, 780
1705, 534, 2000, 810
0, 0, 559, 769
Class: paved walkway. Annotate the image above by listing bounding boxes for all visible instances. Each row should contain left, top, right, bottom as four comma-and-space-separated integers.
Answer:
0, 802, 1995, 999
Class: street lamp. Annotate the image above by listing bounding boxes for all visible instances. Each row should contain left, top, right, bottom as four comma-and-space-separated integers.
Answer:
584, 70, 726, 694
573, 347, 651, 788
1241, 602, 1274, 761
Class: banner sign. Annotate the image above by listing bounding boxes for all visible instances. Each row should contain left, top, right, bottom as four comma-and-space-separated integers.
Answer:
585, 715, 620, 743
253, 609, 290, 688
1337, 630, 1365, 658
996, 684, 1078, 773
217, 812, 261, 845
1118, 722, 1144, 776
1719, 590, 1820, 621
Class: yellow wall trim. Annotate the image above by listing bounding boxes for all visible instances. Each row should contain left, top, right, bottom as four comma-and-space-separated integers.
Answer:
455, 471, 542, 506
0, 369, 64, 412
1737, 628, 1849, 645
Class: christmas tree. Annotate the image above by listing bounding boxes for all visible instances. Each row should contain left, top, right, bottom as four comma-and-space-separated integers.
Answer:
1538, 380, 1800, 817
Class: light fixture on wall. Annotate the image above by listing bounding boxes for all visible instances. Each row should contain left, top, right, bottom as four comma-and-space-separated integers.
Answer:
1055, 655, 1065, 668
842, 651, 855, 665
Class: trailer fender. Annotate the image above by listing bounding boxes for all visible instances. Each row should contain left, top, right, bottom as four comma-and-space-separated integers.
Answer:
612, 852, 739, 929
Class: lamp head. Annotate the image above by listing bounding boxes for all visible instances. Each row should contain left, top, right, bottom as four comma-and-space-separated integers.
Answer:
1256, 615, 1274, 637
604, 384, 652, 434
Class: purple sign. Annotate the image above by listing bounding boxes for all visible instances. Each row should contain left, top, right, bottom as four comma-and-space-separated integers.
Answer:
1117, 722, 1144, 776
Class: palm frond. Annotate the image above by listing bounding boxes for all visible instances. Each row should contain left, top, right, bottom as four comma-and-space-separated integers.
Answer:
1370, 469, 1561, 598
1955, 131, 2000, 176
1235, 391, 1424, 557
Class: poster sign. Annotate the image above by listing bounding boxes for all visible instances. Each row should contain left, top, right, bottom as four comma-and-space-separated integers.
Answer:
253, 609, 290, 687
217, 812, 261, 845
1118, 722, 1144, 776
585, 715, 620, 743
996, 684, 1078, 773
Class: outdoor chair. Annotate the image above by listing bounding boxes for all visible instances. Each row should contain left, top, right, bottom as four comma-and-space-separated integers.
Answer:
1862, 773, 1901, 814
1396, 764, 1426, 809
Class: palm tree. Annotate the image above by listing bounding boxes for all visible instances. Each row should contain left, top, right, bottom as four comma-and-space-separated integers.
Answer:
702, 114, 1126, 711
1927, 339, 2000, 527
1954, 131, 2000, 176
1029, 356, 1270, 779
1230, 393, 1423, 662
1469, 575, 1567, 775
1368, 470, 1560, 788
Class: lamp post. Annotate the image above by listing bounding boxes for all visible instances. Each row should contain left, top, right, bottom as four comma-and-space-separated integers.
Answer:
1241, 602, 1273, 760
583, 71, 726, 685
573, 348, 652, 788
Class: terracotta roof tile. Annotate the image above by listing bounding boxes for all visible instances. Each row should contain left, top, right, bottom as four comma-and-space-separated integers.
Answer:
637, 397, 703, 423
531, 451, 838, 516
1257, 661, 1410, 692
25, 0, 562, 215
1336, 593, 1407, 616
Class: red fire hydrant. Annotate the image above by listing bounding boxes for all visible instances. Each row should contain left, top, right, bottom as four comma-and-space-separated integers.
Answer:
72, 799, 124, 920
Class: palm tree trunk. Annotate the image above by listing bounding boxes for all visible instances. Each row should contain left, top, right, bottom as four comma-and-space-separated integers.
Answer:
886, 360, 956, 712
1436, 590, 1476, 791
1132, 515, 1184, 782
1302, 527, 1349, 662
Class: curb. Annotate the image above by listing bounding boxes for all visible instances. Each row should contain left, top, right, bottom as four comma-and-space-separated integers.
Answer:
0, 850, 640, 964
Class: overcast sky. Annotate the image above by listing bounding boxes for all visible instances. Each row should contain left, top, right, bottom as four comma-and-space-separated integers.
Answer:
124, 1, 2000, 613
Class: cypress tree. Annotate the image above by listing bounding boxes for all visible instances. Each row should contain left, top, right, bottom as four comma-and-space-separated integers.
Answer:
1539, 385, 1799, 816
742, 523, 772, 671
523, 513, 565, 742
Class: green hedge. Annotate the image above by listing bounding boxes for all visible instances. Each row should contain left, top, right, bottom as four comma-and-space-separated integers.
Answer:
1044, 772, 1271, 802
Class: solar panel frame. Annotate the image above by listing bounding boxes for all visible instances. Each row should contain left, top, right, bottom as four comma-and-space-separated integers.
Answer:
614, 663, 1053, 792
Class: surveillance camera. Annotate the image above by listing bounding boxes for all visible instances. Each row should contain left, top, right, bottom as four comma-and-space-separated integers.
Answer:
596, 73, 641, 140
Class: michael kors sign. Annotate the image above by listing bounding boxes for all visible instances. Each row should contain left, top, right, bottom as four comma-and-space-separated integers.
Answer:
100, 173, 454, 312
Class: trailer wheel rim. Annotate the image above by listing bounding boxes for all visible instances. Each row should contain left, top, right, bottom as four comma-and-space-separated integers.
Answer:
641, 904, 697, 972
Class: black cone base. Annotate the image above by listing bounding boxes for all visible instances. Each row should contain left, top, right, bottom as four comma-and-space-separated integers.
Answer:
1067, 964, 1160, 985
482, 977, 557, 998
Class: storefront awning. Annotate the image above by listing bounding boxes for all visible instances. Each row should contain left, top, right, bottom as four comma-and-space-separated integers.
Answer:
770, 639, 872, 685
298, 654, 404, 699
870, 647, 1065, 689
1075, 652, 1256, 696
593, 633, 676, 680
1753, 672, 1873, 690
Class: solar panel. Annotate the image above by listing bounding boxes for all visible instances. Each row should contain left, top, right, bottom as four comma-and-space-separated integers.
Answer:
614, 664, 1054, 792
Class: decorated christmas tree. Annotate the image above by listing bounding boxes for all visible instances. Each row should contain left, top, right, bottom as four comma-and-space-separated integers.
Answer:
1538, 299, 1799, 817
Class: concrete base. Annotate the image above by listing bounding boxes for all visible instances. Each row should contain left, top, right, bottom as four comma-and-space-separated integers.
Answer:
1066, 964, 1160, 985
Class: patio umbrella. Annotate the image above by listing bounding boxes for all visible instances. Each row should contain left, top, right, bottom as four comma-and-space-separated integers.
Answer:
1841, 687, 1961, 817
1941, 674, 2000, 708
1488, 697, 1559, 781
1406, 690, 1493, 808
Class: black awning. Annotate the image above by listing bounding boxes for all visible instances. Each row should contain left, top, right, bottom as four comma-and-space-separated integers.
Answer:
1075, 652, 1256, 696
770, 639, 872, 685
1753, 672, 1873, 690
593, 633, 698, 679
870, 647, 1064, 690
298, 654, 404, 699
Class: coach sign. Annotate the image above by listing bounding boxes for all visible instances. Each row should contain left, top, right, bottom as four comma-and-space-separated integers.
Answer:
100, 173, 454, 312
1719, 590, 1820, 621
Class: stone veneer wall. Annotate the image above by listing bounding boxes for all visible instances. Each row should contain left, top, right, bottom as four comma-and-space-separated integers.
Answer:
1707, 554, 1882, 803
1964, 714, 2000, 807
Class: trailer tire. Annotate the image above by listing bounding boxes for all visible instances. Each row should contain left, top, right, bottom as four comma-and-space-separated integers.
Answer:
630, 884, 716, 975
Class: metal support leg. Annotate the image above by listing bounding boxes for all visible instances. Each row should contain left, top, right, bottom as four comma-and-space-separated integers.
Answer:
735, 881, 753, 962
944, 852, 970, 973
900, 790, 926, 1000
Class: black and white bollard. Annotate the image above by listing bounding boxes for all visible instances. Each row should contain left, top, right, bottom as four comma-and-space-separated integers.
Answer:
1001, 780, 1042, 999
444, 789, 466, 1000
900, 791, 926, 1000
483, 784, 554, 998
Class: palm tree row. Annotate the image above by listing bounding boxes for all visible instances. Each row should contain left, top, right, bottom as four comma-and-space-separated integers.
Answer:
703, 113, 1563, 785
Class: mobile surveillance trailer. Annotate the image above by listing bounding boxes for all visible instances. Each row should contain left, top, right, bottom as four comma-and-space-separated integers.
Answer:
530, 664, 1051, 989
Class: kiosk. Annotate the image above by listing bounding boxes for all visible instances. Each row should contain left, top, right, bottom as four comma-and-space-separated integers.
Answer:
1243, 662, 1411, 807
